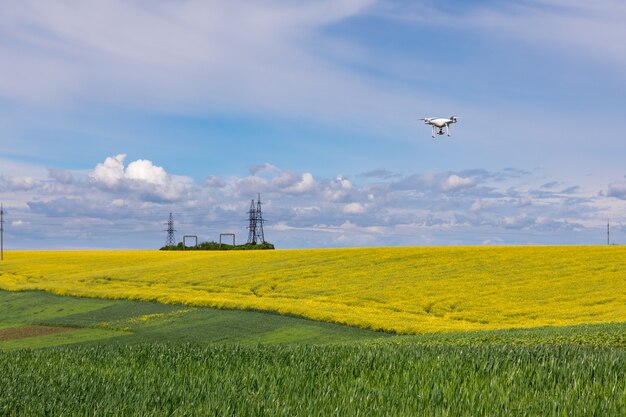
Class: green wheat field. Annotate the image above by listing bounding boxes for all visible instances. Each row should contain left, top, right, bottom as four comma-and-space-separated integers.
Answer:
0, 289, 625, 416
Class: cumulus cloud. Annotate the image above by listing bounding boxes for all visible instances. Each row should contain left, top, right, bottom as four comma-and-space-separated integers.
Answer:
90, 154, 127, 188
1, 158, 623, 248
324, 175, 357, 202
125, 160, 167, 185
442, 174, 474, 191
205, 176, 227, 188
89, 154, 191, 201
343, 202, 366, 214
283, 173, 316, 194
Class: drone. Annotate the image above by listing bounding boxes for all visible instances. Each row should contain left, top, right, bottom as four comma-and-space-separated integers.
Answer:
419, 116, 458, 138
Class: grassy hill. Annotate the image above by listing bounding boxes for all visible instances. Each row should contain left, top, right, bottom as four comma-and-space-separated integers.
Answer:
1, 246, 624, 333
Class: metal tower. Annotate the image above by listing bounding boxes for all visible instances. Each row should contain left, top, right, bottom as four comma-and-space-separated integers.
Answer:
255, 194, 265, 244
246, 194, 266, 244
247, 199, 257, 244
0, 203, 4, 261
164, 212, 176, 247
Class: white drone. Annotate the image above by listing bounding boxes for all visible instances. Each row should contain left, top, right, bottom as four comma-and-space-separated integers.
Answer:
419, 116, 458, 138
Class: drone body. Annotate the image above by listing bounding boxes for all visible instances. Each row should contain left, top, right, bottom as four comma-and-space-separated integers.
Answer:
419, 116, 458, 138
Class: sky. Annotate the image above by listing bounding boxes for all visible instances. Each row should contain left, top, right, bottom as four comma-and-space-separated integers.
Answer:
1, 0, 625, 249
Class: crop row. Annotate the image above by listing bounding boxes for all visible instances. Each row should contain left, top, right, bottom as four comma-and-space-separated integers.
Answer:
1, 343, 624, 416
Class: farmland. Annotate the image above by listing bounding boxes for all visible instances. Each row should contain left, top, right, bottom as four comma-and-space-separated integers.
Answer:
0, 246, 625, 334
0, 290, 386, 349
2, 342, 624, 416
0, 290, 625, 416
1, 247, 625, 415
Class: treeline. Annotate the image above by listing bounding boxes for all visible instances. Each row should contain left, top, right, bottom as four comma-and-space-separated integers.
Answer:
160, 241, 275, 251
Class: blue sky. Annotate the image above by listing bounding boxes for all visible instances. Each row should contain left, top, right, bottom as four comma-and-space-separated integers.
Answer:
1, 0, 625, 249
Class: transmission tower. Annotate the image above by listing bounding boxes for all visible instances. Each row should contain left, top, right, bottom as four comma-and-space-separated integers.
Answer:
246, 194, 266, 244
247, 199, 257, 244
255, 194, 265, 244
0, 203, 4, 261
164, 212, 177, 247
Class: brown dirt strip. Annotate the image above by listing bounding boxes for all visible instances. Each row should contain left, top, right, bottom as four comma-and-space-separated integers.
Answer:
0, 325, 78, 341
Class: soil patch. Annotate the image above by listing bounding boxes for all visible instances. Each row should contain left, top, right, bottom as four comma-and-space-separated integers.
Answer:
0, 325, 78, 341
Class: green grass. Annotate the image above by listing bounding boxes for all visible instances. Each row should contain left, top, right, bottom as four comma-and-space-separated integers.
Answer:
380, 321, 626, 348
1, 343, 624, 416
0, 290, 389, 349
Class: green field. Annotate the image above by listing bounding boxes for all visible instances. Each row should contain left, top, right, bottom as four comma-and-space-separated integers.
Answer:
0, 290, 387, 349
0, 290, 625, 415
2, 343, 624, 416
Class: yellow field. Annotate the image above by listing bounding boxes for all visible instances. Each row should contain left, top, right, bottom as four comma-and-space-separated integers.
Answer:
0, 246, 624, 334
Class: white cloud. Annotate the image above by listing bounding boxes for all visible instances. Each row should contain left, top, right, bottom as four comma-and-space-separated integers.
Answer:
0, 0, 405, 130
125, 160, 167, 185
6, 176, 38, 191
283, 173, 315, 194
90, 154, 126, 187
205, 176, 227, 188
442, 175, 474, 191
336, 176, 352, 189
89, 154, 191, 201
2, 157, 623, 248
343, 202, 366, 214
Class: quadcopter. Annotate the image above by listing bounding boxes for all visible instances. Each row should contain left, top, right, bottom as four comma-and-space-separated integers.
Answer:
419, 116, 458, 138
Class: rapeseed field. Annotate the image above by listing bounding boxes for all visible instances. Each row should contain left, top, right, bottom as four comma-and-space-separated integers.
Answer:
0, 246, 624, 334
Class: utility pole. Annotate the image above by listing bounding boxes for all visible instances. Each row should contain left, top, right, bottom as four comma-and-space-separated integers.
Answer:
607, 219, 610, 246
1, 203, 4, 261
